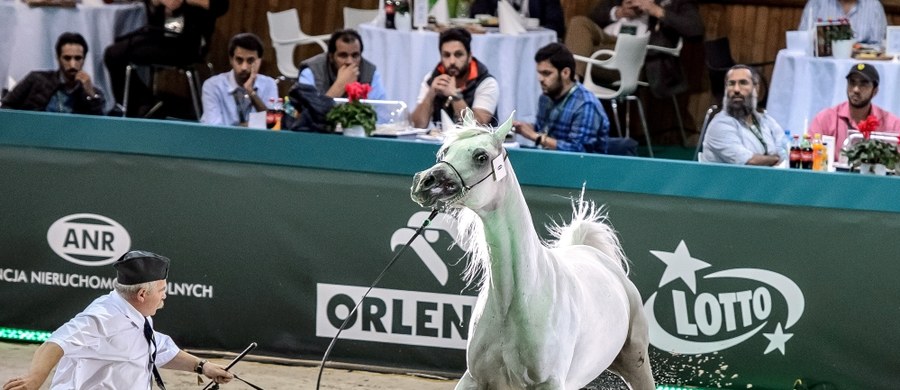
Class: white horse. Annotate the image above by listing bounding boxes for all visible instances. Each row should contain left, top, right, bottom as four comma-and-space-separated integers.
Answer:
410, 112, 654, 390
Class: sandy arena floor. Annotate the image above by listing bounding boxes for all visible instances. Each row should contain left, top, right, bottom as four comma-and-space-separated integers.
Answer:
0, 341, 459, 389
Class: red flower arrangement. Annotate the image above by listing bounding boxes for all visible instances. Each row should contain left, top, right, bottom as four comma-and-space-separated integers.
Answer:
325, 82, 377, 134
842, 114, 900, 172
345, 82, 372, 102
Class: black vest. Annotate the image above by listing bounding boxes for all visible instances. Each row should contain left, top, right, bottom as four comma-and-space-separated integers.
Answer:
426, 58, 497, 126
298, 53, 377, 98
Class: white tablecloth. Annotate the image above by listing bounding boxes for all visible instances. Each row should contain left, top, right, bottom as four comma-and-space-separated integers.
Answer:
358, 24, 557, 124
768, 49, 900, 135
0, 0, 145, 111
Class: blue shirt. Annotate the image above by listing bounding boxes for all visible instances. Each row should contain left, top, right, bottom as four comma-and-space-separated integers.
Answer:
298, 68, 386, 101
798, 0, 887, 44
200, 71, 279, 126
534, 83, 609, 153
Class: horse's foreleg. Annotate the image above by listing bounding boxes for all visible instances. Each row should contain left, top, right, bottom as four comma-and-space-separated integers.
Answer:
454, 370, 480, 390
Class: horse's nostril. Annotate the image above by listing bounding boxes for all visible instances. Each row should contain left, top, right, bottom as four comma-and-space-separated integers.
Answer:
422, 174, 436, 188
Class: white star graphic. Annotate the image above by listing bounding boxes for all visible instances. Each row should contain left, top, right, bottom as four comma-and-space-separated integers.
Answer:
649, 240, 711, 293
763, 322, 794, 355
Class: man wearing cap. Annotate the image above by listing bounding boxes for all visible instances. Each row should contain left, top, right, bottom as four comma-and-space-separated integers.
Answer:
807, 63, 900, 161
2, 250, 233, 390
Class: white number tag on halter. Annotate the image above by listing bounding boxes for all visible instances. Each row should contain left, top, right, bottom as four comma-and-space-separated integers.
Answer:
491, 153, 507, 181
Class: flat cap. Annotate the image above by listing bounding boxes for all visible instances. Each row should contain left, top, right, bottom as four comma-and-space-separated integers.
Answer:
113, 250, 170, 285
846, 63, 879, 86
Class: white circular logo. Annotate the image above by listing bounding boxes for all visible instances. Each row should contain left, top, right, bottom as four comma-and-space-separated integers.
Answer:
47, 213, 131, 266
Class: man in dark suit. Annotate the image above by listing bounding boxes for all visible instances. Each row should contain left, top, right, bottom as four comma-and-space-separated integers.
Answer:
565, 0, 703, 98
469, 0, 566, 40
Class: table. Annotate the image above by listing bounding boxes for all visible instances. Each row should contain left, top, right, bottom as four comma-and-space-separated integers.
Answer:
768, 49, 900, 135
358, 24, 557, 124
0, 0, 146, 111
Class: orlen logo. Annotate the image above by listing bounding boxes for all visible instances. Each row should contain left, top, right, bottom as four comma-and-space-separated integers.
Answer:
644, 240, 804, 356
47, 213, 131, 266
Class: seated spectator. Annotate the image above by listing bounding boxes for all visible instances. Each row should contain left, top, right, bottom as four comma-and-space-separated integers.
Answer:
298, 29, 386, 100
565, 0, 703, 98
807, 63, 900, 160
200, 33, 278, 126
1, 32, 105, 115
702, 65, 786, 166
469, 0, 566, 40
798, 0, 886, 45
411, 28, 499, 128
513, 43, 609, 153
104, 0, 229, 117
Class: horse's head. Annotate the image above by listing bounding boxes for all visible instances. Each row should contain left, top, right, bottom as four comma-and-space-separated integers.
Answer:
411, 110, 514, 211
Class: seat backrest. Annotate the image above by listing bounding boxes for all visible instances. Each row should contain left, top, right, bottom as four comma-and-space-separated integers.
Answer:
695, 104, 721, 160
579, 33, 649, 99
343, 7, 378, 29
267, 9, 303, 78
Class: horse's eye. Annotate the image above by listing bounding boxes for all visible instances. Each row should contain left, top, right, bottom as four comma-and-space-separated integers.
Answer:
475, 152, 488, 164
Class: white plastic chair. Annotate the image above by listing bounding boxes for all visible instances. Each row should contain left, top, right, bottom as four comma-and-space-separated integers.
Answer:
343, 7, 378, 29
267, 9, 330, 79
574, 33, 654, 157
695, 104, 720, 161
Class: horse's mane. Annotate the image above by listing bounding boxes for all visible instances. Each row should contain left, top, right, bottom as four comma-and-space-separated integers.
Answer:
437, 111, 502, 158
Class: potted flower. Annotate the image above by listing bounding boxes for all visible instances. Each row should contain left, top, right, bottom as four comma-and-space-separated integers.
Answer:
326, 82, 376, 136
826, 18, 854, 58
841, 115, 900, 175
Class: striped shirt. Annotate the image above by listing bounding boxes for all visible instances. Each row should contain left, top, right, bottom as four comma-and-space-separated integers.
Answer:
534, 83, 609, 153
798, 0, 887, 44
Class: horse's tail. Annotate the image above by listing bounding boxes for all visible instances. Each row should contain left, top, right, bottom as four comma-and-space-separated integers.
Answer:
547, 190, 630, 274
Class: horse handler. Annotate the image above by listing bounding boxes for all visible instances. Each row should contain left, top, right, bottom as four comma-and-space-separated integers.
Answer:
3, 251, 233, 390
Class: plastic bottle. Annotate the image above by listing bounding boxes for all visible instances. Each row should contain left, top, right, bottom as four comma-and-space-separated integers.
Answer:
789, 135, 802, 169
812, 134, 826, 171
800, 134, 813, 170
272, 98, 284, 130
266, 98, 276, 129
780, 130, 792, 168
385, 0, 396, 29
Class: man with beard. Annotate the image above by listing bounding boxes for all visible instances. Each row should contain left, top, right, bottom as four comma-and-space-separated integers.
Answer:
701, 65, 786, 165
2, 251, 234, 390
200, 33, 278, 126
1, 32, 105, 115
513, 43, 609, 153
411, 28, 499, 129
807, 63, 900, 161
298, 29, 386, 100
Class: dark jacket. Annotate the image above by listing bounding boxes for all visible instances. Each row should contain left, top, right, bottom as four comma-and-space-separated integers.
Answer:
297, 54, 378, 97
1, 70, 105, 115
144, 0, 229, 59
470, 0, 566, 40
592, 0, 704, 97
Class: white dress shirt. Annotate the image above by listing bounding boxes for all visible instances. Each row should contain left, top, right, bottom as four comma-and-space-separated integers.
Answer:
47, 291, 180, 390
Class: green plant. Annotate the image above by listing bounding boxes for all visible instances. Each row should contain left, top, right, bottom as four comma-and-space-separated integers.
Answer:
841, 115, 900, 170
826, 18, 853, 41
326, 82, 377, 134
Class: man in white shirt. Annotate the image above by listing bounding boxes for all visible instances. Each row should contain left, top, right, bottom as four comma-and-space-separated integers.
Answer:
410, 28, 499, 128
200, 33, 279, 126
2, 251, 233, 390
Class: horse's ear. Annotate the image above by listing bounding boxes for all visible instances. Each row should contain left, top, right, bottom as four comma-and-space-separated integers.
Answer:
495, 111, 515, 142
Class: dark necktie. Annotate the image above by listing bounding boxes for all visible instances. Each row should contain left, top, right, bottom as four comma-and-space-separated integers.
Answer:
143, 318, 167, 390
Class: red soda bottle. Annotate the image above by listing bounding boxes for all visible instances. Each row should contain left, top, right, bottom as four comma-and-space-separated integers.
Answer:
800, 134, 813, 170
789, 135, 801, 169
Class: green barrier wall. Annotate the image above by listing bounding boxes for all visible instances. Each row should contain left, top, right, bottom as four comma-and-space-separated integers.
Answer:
1, 111, 898, 389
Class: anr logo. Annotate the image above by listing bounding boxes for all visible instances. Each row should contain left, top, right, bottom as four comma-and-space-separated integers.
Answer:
644, 240, 804, 356
47, 213, 131, 266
